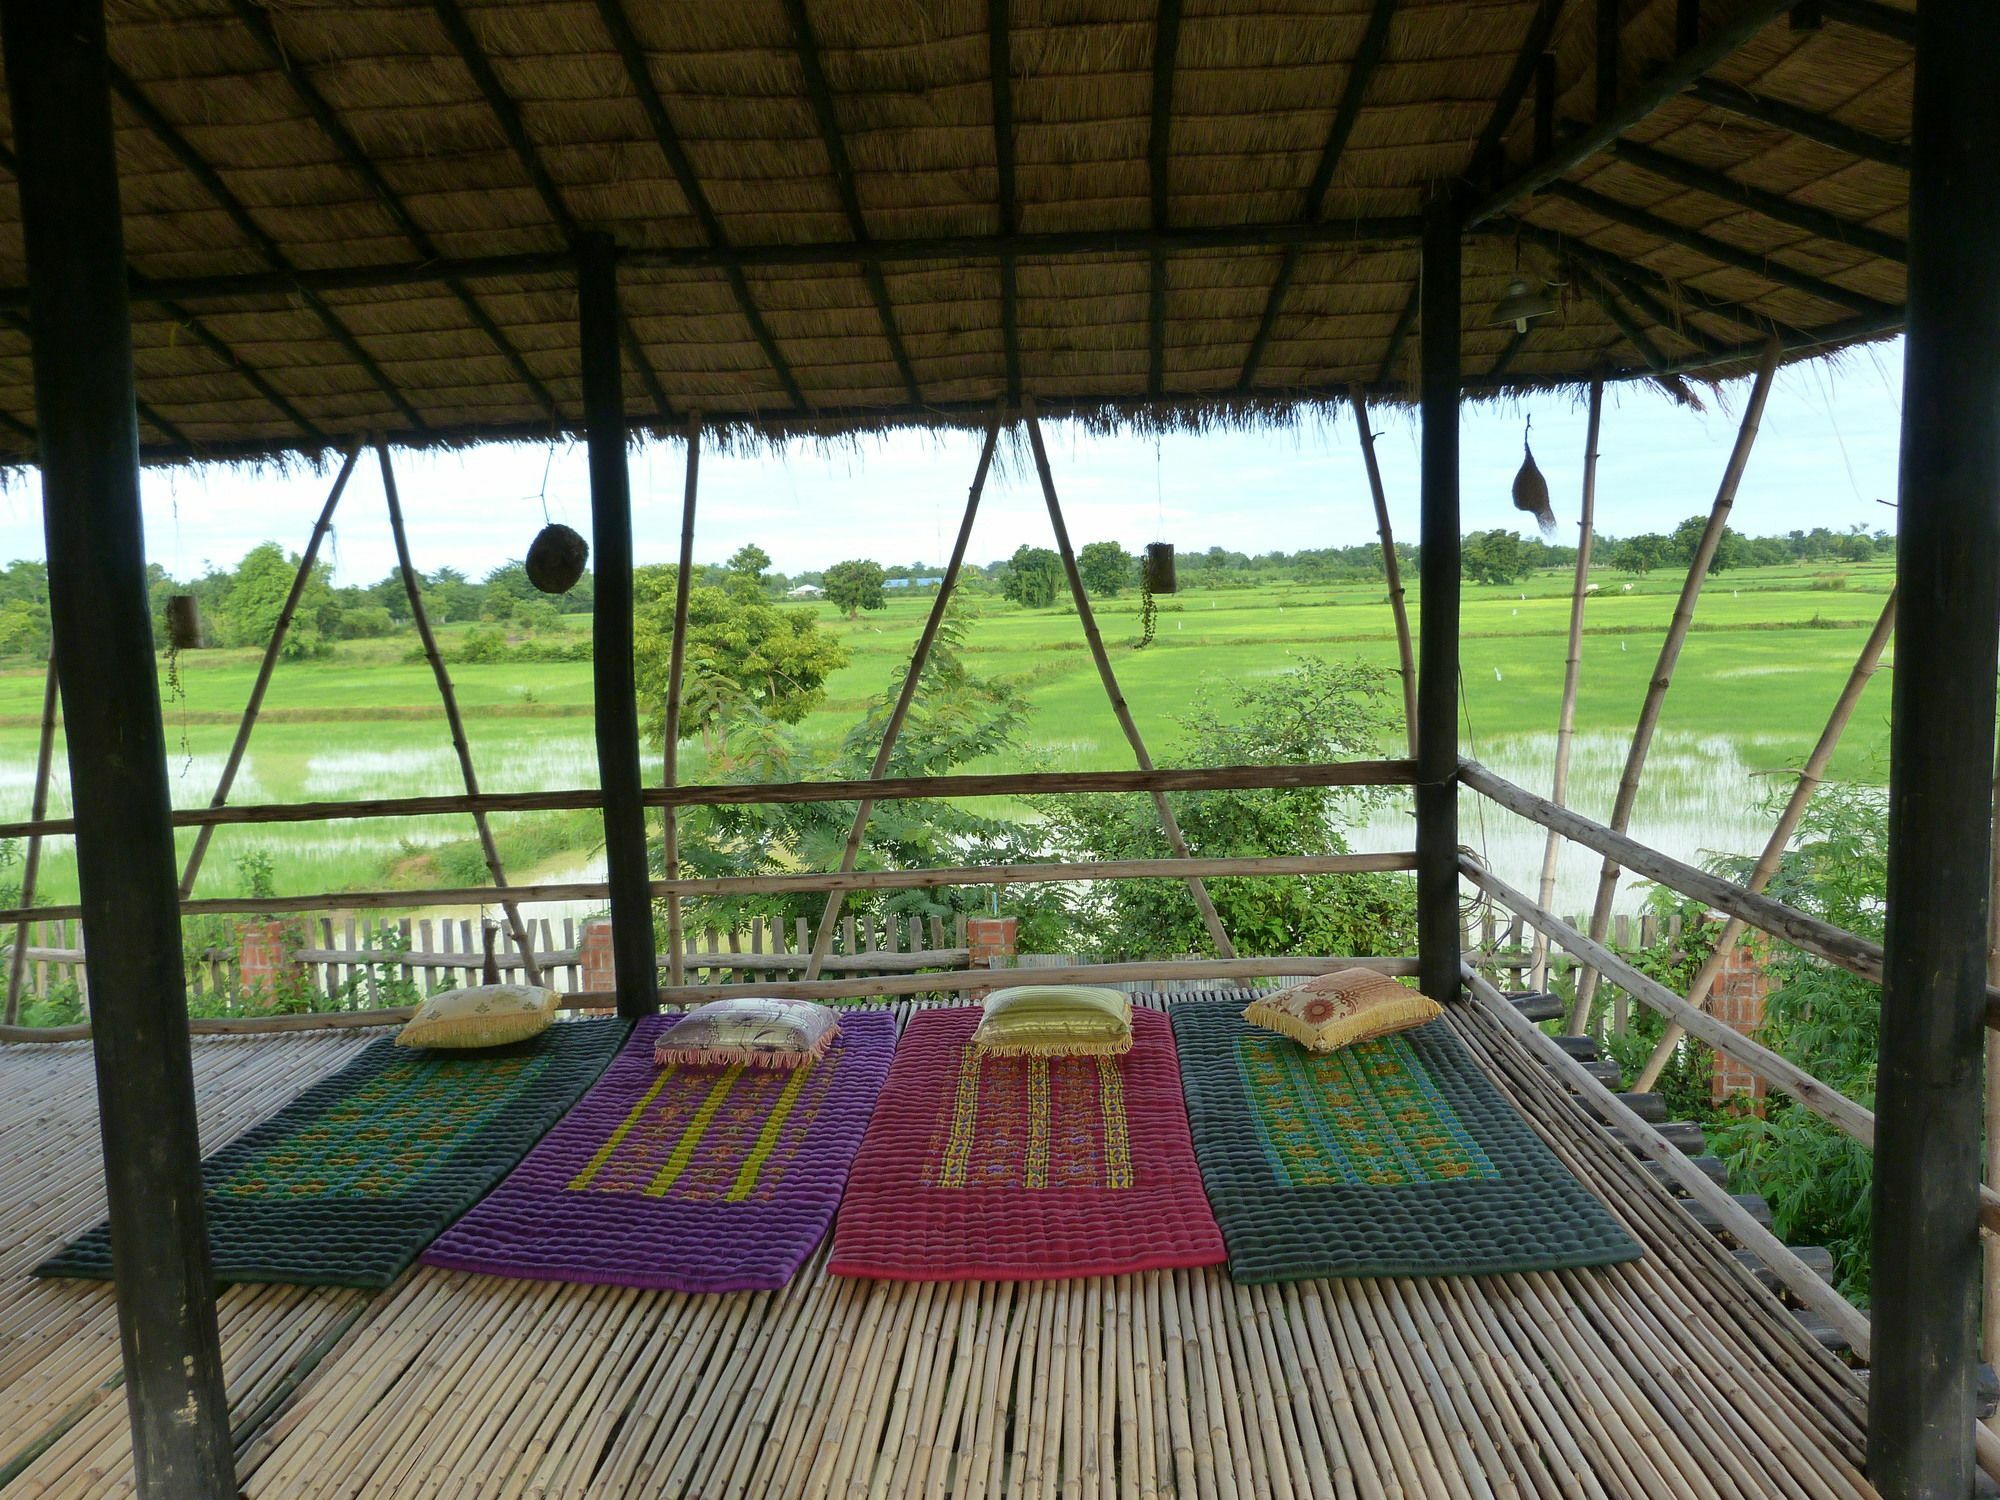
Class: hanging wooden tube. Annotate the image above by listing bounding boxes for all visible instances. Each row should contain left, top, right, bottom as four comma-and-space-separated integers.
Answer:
1529, 378, 1603, 994
1024, 397, 1236, 958
1568, 338, 1780, 1032
2, 657, 58, 1025
661, 416, 702, 989
377, 440, 542, 987
178, 437, 364, 898
1349, 388, 1417, 757
803, 409, 1004, 981
1631, 588, 1897, 1092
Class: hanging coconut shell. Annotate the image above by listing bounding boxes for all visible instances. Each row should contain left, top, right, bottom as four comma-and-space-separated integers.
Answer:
1142, 542, 1178, 595
164, 594, 204, 650
525, 523, 590, 594
1512, 433, 1556, 538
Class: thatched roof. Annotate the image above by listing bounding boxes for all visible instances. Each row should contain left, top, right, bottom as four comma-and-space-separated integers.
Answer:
0, 0, 1914, 464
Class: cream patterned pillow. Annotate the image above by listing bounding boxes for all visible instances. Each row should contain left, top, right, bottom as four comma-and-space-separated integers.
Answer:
653, 998, 841, 1069
395, 984, 560, 1050
1242, 969, 1441, 1052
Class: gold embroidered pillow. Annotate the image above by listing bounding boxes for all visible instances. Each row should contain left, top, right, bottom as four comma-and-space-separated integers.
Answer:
971, 985, 1133, 1057
1242, 969, 1441, 1052
653, 998, 840, 1070
395, 983, 559, 1050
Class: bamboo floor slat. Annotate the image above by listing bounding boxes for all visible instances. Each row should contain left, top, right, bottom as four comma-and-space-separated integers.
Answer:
0, 994, 1878, 1498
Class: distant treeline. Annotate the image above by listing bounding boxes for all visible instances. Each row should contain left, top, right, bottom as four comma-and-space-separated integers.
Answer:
0, 521, 1897, 661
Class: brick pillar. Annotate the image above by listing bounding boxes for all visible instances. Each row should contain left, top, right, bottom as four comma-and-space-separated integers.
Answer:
1709, 934, 1771, 1109
236, 918, 302, 1007
966, 915, 1017, 1000
579, 918, 616, 1012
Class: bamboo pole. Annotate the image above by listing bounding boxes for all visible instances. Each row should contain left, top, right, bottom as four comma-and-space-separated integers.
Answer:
1568, 339, 1781, 1032
178, 438, 363, 897
1530, 378, 1602, 994
1023, 398, 1235, 956
1632, 588, 1898, 1092
2, 658, 57, 1024
662, 415, 701, 989
1349, 388, 1417, 756
1986, 741, 2000, 1411
802, 410, 1003, 980
376, 440, 542, 986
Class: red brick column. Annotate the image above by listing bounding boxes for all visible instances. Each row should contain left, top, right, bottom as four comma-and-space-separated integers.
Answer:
1709, 935, 1771, 1109
578, 919, 617, 1013
966, 915, 1017, 999
236, 918, 303, 1007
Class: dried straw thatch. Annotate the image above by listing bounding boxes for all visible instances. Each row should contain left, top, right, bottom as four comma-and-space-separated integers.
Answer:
0, 0, 1914, 464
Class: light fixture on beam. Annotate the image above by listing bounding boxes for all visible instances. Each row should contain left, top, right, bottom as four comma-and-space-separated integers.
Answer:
1490, 278, 1557, 334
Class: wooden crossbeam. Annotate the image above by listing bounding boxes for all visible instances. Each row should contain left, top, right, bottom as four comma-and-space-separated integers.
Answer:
1570, 260, 1669, 368
593, 0, 805, 411
1687, 77, 1910, 169
1467, 0, 1800, 224
1148, 0, 1183, 399
1614, 139, 1907, 261
779, 0, 922, 405
1543, 177, 1895, 314
1820, 0, 1914, 44
1580, 254, 1732, 358
1487, 324, 1533, 377
1467, 0, 1566, 187
1375, 282, 1421, 387
427, 0, 673, 417
101, 63, 426, 431
990, 0, 1021, 405
1237, 0, 1398, 389
226, 0, 559, 419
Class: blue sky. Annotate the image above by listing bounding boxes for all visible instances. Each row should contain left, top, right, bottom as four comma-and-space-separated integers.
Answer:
0, 338, 1906, 586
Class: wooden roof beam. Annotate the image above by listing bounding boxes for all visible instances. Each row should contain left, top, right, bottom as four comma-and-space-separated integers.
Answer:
990, 0, 1020, 406
591, 0, 805, 412
1374, 282, 1420, 387
1236, 0, 1398, 390
1570, 261, 1669, 368
1467, 0, 1566, 188
778, 0, 922, 406
1819, 0, 1914, 44
1146, 0, 1184, 400
0, 310, 194, 449
97, 69, 416, 434
1686, 77, 1910, 170
226, 0, 559, 419
1614, 139, 1907, 261
427, 0, 673, 419
1467, 0, 1802, 225
1487, 322, 1533, 377
1542, 177, 1895, 315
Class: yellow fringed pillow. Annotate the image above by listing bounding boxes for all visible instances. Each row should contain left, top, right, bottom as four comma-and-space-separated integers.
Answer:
396, 983, 560, 1050
1242, 969, 1441, 1053
971, 985, 1133, 1057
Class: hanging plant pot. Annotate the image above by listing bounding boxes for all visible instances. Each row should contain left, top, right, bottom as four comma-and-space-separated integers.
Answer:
1142, 542, 1178, 595
164, 594, 204, 650
525, 523, 590, 594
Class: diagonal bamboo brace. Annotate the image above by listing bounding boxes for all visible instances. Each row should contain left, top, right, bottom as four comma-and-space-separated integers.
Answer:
378, 440, 542, 987
2, 657, 58, 1025
1023, 399, 1235, 958
802, 409, 1004, 980
661, 415, 702, 988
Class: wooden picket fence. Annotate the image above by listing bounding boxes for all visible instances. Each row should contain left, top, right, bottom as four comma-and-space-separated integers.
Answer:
4, 910, 975, 1011
1464, 906, 1689, 1035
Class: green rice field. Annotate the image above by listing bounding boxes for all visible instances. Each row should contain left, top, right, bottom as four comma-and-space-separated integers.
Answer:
0, 558, 1898, 918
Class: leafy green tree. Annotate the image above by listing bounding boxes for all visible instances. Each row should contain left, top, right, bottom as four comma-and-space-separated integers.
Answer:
727, 544, 772, 594
424, 567, 481, 623
633, 564, 848, 763
1613, 533, 1671, 574
1001, 545, 1063, 609
1077, 542, 1134, 598
219, 542, 334, 658
823, 558, 887, 619
1019, 657, 1414, 959
1460, 528, 1531, 585
0, 597, 47, 658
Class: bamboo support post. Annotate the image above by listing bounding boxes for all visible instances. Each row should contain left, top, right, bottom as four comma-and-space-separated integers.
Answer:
178, 440, 363, 897
661, 415, 701, 989
803, 409, 1002, 980
1632, 588, 1897, 1092
1569, 338, 1780, 1032
1529, 378, 1601, 994
2, 658, 57, 1024
1349, 388, 1417, 757
1023, 397, 1236, 957
376, 440, 542, 985
1988, 740, 2000, 1414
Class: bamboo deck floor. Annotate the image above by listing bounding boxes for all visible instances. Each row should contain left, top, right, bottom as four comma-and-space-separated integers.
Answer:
0, 993, 1877, 1499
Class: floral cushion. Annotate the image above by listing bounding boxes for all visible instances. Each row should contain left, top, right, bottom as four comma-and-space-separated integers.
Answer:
395, 983, 560, 1050
971, 984, 1133, 1057
1241, 969, 1442, 1052
653, 998, 840, 1070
